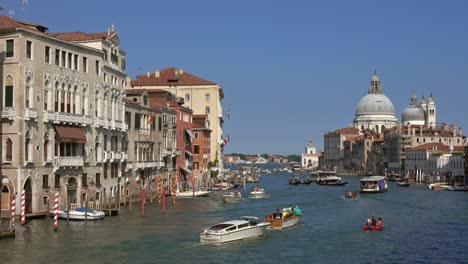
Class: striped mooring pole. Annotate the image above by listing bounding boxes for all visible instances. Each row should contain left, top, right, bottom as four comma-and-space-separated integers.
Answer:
21, 190, 25, 225
53, 192, 59, 231
10, 197, 15, 231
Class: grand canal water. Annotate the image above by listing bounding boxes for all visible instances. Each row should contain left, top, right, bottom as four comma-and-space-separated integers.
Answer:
2, 166, 468, 264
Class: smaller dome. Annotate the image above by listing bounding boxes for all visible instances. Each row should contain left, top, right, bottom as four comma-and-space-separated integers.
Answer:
371, 74, 380, 82
402, 106, 425, 123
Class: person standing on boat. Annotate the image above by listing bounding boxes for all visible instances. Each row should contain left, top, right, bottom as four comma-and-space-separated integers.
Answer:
367, 216, 372, 228
371, 216, 376, 226
294, 206, 301, 216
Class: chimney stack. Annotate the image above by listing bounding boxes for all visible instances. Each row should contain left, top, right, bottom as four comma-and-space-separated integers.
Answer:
155, 71, 160, 78
179, 69, 184, 75
146, 71, 150, 77
459, 127, 463, 136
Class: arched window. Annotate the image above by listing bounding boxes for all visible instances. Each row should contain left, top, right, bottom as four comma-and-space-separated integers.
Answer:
61, 83, 66, 112
44, 132, 50, 162
67, 84, 72, 113
82, 88, 87, 115
375, 125, 379, 132
44, 80, 50, 111
381, 125, 385, 133
73, 85, 79, 114
54, 81, 60, 111
5, 138, 13, 162
4, 76, 14, 108
25, 76, 32, 108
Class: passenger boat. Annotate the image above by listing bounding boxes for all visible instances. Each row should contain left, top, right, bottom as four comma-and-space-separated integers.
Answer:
316, 176, 348, 186
344, 191, 358, 199
175, 190, 211, 198
223, 191, 242, 203
250, 187, 267, 198
360, 176, 388, 193
288, 178, 300, 185
200, 216, 270, 244
300, 178, 313, 185
428, 183, 451, 191
310, 170, 337, 182
264, 208, 301, 230
52, 207, 105, 220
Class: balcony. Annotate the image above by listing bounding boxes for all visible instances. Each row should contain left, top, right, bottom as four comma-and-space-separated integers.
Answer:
95, 117, 107, 128
1, 107, 15, 120
156, 161, 165, 168
121, 152, 128, 161
139, 128, 150, 135
54, 156, 84, 167
163, 121, 169, 127
112, 151, 122, 160
104, 151, 111, 162
24, 108, 38, 121
43, 110, 91, 126
162, 149, 171, 157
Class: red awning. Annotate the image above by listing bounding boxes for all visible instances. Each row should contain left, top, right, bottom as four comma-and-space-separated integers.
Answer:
55, 126, 87, 144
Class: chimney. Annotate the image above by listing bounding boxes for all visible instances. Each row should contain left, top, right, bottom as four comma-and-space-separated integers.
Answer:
126, 76, 131, 86
459, 127, 463, 136
451, 124, 456, 136
155, 71, 160, 78
146, 71, 150, 78
179, 69, 184, 75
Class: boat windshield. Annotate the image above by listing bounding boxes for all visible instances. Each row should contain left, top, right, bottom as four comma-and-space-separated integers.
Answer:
209, 224, 234, 230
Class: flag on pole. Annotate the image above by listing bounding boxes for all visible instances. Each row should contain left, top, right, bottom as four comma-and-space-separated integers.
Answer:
223, 136, 230, 145
147, 113, 156, 125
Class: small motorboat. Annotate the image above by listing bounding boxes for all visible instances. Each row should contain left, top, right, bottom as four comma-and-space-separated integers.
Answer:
300, 178, 313, 185
52, 207, 105, 220
363, 217, 384, 231
265, 207, 301, 230
288, 178, 300, 185
200, 216, 270, 244
316, 176, 348, 186
396, 181, 410, 187
223, 191, 242, 203
175, 190, 211, 198
344, 191, 358, 199
250, 187, 267, 198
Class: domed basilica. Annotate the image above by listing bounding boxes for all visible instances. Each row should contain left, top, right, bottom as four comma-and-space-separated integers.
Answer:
354, 72, 398, 132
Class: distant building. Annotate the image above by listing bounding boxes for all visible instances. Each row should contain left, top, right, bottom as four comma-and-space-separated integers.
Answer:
405, 143, 464, 182
192, 115, 212, 184
301, 139, 321, 169
323, 127, 361, 170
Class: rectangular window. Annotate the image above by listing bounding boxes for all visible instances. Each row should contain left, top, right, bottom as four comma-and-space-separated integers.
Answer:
193, 162, 199, 170
67, 53, 72, 68
205, 106, 210, 114
135, 113, 140, 129
61, 51, 66, 67
42, 175, 48, 189
82, 57, 88, 73
4, 85, 13, 107
74, 54, 78, 70
6, 39, 14, 58
103, 49, 108, 61
194, 145, 200, 154
205, 93, 210, 102
96, 173, 101, 186
95, 60, 100, 76
121, 58, 126, 71
194, 132, 199, 140
103, 163, 108, 179
26, 40, 32, 59
125, 111, 131, 128
55, 174, 60, 189
55, 49, 60, 66
44, 46, 50, 63
82, 173, 87, 187
185, 93, 190, 101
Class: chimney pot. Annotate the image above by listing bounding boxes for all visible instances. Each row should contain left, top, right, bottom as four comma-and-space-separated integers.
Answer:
179, 69, 184, 75
155, 71, 160, 78
146, 71, 150, 77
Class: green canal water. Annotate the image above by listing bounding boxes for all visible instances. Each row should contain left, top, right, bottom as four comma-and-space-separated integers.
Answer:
1, 168, 468, 264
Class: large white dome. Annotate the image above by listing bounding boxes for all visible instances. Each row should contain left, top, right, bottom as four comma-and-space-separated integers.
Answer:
355, 94, 396, 117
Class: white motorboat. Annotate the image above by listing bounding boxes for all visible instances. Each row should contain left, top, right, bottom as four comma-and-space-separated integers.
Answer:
51, 207, 105, 220
200, 216, 270, 244
360, 176, 388, 193
250, 187, 267, 198
223, 191, 242, 203
176, 190, 211, 198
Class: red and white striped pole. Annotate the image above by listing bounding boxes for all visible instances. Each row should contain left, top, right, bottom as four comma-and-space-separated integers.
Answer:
10, 196, 15, 231
53, 192, 59, 231
21, 190, 25, 225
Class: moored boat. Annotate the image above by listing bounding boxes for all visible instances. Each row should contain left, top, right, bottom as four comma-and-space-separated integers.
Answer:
360, 176, 388, 193
396, 181, 410, 187
428, 183, 450, 191
176, 190, 211, 198
288, 178, 300, 185
52, 207, 105, 220
300, 178, 313, 185
264, 207, 301, 230
200, 216, 270, 244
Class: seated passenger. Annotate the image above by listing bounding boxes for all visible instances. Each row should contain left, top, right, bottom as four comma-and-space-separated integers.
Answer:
294, 206, 301, 216
371, 216, 376, 226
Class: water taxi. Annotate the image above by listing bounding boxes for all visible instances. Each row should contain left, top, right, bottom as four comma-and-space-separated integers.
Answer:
264, 208, 301, 229
250, 187, 267, 198
360, 176, 388, 193
200, 216, 270, 244
223, 191, 242, 203
53, 207, 105, 220
316, 176, 348, 186
175, 190, 211, 198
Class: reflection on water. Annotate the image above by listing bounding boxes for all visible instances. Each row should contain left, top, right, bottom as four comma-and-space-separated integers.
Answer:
1, 166, 468, 264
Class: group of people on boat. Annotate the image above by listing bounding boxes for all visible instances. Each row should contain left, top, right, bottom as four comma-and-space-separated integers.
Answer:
344, 191, 357, 199
365, 216, 384, 230
272, 205, 301, 220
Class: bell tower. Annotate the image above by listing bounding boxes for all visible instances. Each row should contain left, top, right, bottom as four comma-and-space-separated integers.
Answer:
427, 93, 436, 128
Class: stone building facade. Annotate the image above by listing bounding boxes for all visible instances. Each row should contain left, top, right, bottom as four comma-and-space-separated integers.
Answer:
0, 16, 127, 215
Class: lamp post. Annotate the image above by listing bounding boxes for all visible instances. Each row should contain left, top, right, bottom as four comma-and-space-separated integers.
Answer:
0, 176, 10, 228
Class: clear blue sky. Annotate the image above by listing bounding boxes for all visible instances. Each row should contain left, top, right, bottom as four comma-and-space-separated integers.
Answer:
5, 0, 468, 155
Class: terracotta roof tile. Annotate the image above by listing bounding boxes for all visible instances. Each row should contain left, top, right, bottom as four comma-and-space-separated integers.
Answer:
47, 31, 110, 42
408, 143, 464, 152
130, 67, 217, 86
0, 15, 47, 33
